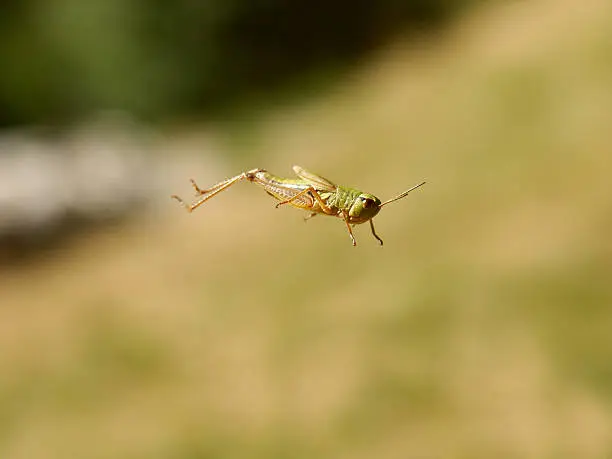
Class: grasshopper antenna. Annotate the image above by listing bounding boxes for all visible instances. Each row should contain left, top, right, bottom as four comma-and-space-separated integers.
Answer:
380, 181, 426, 207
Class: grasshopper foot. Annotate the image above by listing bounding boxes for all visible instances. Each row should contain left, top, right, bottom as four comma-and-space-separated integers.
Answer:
190, 179, 205, 195
170, 195, 193, 213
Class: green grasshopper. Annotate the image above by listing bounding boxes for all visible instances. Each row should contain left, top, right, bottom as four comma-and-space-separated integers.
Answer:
171, 166, 425, 246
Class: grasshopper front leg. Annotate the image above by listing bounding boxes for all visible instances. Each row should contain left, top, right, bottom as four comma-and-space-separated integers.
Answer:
369, 219, 384, 246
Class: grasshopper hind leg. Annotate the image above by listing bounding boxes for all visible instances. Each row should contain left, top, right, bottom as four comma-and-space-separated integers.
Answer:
190, 178, 206, 195
171, 172, 250, 213
170, 194, 192, 212
170, 177, 211, 212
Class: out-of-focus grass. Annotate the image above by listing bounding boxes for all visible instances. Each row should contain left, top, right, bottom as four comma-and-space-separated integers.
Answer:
2, 0, 612, 458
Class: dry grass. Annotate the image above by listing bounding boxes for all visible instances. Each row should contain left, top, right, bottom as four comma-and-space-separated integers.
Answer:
2, 0, 612, 457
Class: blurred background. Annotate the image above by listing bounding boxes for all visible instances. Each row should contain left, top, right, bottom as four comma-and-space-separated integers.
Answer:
1, 0, 611, 457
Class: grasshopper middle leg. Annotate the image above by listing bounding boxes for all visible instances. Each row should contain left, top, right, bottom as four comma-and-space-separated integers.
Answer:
275, 186, 334, 214
341, 211, 357, 246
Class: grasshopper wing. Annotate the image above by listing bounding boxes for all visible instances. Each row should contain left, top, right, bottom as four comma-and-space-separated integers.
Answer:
292, 165, 337, 191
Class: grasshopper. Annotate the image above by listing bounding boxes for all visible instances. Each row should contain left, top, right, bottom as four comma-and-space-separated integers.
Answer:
171, 166, 425, 246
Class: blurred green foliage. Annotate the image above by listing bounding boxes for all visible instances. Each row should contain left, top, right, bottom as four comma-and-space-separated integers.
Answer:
0, 0, 467, 126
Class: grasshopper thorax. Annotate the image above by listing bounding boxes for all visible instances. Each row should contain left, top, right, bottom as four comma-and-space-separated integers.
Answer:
348, 193, 382, 223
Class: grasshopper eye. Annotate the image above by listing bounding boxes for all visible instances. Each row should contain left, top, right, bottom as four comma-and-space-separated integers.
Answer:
361, 197, 374, 208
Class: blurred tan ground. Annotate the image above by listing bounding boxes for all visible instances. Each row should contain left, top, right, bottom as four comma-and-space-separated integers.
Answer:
2, 0, 612, 457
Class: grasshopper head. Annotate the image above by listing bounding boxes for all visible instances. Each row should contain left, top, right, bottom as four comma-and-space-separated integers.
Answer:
349, 193, 382, 223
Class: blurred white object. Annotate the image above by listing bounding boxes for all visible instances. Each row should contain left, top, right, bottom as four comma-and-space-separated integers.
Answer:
0, 113, 227, 255
0, 119, 149, 237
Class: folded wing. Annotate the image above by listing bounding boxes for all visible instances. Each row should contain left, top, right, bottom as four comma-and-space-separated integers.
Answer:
292, 165, 337, 192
